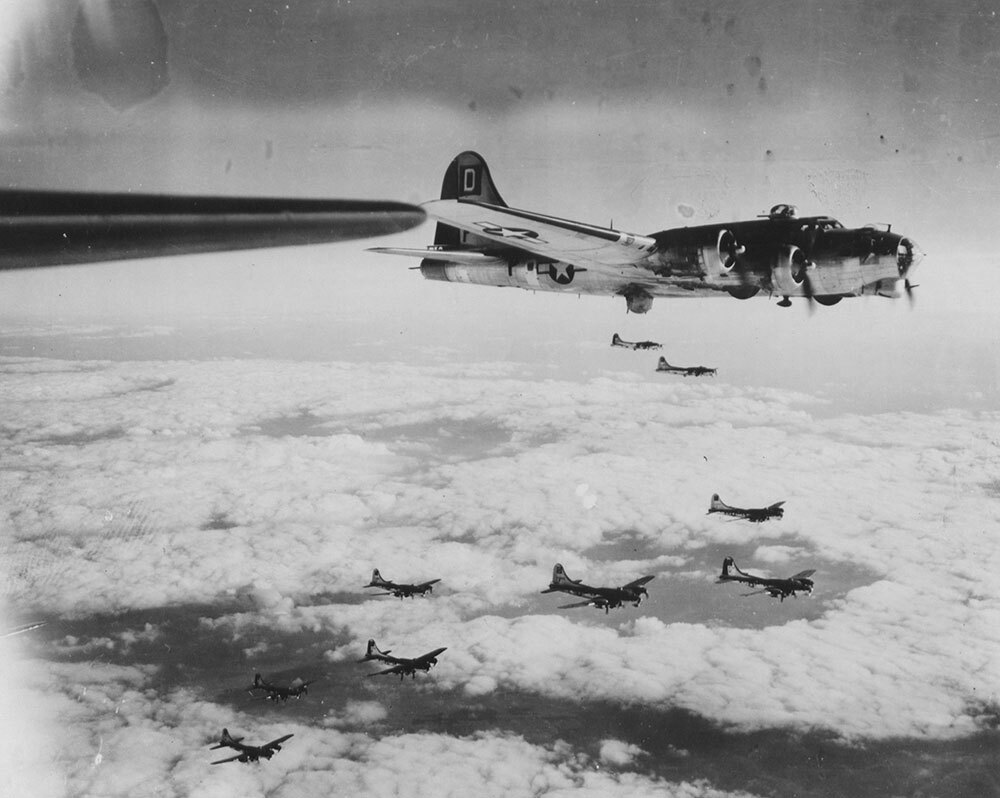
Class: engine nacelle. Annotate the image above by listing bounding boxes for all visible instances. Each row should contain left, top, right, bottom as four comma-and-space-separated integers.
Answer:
771, 244, 809, 295
704, 228, 743, 275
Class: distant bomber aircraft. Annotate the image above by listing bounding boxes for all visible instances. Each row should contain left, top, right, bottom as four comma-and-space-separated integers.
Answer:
0, 190, 424, 270
370, 150, 923, 313
247, 673, 315, 702
707, 494, 784, 522
1, 621, 47, 638
358, 639, 447, 680
363, 568, 441, 599
716, 556, 815, 601
611, 333, 662, 350
655, 357, 716, 377
541, 563, 654, 614
209, 729, 293, 765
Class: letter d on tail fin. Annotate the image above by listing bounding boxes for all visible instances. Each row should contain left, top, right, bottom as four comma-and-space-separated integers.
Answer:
434, 151, 508, 248
552, 563, 576, 584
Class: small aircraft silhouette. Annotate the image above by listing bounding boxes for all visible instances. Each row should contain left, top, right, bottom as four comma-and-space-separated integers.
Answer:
1, 621, 47, 638
716, 556, 816, 601
209, 728, 293, 765
707, 494, 784, 522
540, 563, 654, 614
358, 639, 448, 680
655, 357, 716, 377
363, 568, 441, 599
611, 333, 662, 350
247, 673, 315, 702
371, 151, 923, 314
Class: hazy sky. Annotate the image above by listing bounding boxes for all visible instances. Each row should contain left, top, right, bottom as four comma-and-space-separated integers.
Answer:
1, 2, 998, 797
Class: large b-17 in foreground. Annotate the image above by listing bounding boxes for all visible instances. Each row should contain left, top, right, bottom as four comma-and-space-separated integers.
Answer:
363, 568, 440, 599
370, 150, 923, 313
716, 556, 816, 601
209, 728, 293, 765
656, 357, 716, 377
358, 639, 447, 680
707, 494, 784, 522
541, 563, 654, 614
247, 673, 314, 701
611, 333, 661, 350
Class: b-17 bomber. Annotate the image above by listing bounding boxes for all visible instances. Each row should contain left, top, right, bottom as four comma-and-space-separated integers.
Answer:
247, 673, 315, 702
707, 494, 784, 522
611, 333, 662, 350
541, 563, 654, 614
209, 728, 293, 765
358, 639, 447, 680
363, 568, 441, 599
716, 556, 816, 601
370, 150, 923, 314
655, 357, 716, 377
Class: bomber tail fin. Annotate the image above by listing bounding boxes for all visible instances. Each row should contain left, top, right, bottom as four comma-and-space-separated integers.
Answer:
213, 728, 243, 749
719, 556, 736, 581
708, 494, 728, 513
543, 563, 580, 591
434, 151, 508, 248
359, 638, 392, 661
656, 357, 671, 370
367, 569, 386, 587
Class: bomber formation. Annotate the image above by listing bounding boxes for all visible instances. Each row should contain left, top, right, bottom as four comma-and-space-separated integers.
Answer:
213, 522, 813, 765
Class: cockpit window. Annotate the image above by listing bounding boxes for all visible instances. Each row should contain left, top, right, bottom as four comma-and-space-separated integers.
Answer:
800, 219, 843, 233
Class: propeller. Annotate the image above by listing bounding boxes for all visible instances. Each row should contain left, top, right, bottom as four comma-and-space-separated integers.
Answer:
897, 237, 919, 307
718, 229, 746, 272
796, 225, 819, 312
776, 246, 816, 311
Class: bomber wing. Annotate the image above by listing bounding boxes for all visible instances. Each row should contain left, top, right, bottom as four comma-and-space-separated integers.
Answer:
624, 575, 655, 589
558, 599, 601, 610
413, 647, 447, 665
368, 664, 407, 677
261, 734, 294, 752
0, 192, 425, 270
422, 199, 658, 271
790, 570, 816, 580
416, 579, 441, 590
211, 753, 246, 765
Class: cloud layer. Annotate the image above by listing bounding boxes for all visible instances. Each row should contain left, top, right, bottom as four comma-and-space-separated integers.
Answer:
3, 352, 998, 750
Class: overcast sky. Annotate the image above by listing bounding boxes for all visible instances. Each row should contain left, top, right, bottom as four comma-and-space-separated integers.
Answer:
1, 2, 999, 797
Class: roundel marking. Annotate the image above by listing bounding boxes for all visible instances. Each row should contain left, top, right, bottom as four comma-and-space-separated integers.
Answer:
548, 263, 576, 285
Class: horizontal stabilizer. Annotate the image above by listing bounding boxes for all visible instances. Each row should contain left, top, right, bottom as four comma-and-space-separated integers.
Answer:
368, 247, 507, 267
